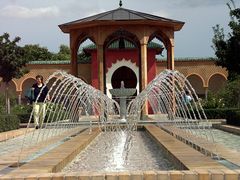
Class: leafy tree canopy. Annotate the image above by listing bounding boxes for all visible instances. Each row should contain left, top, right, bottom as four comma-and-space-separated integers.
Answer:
24, 44, 71, 61
218, 76, 240, 108
59, 44, 70, 55
0, 33, 28, 83
212, 0, 240, 80
51, 44, 70, 60
23, 44, 52, 61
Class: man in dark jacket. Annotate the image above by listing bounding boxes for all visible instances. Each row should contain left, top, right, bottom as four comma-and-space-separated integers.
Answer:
32, 75, 49, 129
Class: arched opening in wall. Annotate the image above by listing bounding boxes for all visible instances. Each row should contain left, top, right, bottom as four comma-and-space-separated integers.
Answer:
77, 37, 96, 84
22, 78, 35, 104
187, 74, 205, 99
0, 80, 17, 105
111, 66, 137, 105
208, 74, 227, 93
111, 66, 137, 89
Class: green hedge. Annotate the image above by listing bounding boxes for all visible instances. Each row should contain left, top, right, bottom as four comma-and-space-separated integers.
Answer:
186, 108, 240, 126
12, 105, 32, 123
225, 110, 240, 126
0, 114, 20, 132
204, 108, 240, 126
16, 113, 32, 123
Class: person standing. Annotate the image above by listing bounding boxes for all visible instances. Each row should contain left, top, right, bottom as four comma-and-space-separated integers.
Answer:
185, 91, 192, 104
32, 75, 49, 129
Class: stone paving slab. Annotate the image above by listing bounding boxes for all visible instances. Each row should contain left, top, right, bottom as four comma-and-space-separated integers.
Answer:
214, 124, 240, 136
145, 125, 227, 170
0, 170, 240, 180
0, 127, 86, 176
161, 125, 240, 167
0, 128, 35, 142
6, 127, 100, 176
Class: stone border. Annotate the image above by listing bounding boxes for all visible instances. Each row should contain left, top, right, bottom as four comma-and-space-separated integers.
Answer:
145, 125, 227, 170
1, 125, 240, 179
5, 128, 100, 176
0, 128, 34, 142
213, 124, 240, 136
1, 170, 239, 180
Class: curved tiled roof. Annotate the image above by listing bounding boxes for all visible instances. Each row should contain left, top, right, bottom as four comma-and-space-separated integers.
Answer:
157, 57, 216, 62
28, 60, 70, 65
28, 57, 216, 65
84, 41, 163, 50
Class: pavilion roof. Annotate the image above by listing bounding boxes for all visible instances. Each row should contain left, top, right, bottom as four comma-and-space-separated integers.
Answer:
59, 7, 184, 32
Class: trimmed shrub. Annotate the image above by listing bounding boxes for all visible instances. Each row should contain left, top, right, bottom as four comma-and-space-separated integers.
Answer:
45, 103, 68, 122
12, 105, 32, 123
203, 108, 240, 126
204, 108, 228, 119
0, 114, 20, 132
226, 110, 240, 126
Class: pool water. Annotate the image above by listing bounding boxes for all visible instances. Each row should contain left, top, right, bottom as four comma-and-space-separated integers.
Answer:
211, 128, 240, 152
63, 131, 179, 172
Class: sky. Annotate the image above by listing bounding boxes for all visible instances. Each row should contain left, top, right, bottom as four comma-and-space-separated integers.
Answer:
0, 0, 238, 58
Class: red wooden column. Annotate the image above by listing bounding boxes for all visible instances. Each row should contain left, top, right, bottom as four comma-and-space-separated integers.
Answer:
97, 44, 104, 92
70, 33, 78, 76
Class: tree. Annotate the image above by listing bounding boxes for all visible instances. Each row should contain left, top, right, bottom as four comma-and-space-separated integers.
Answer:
0, 33, 29, 114
218, 77, 240, 108
23, 44, 53, 61
51, 44, 70, 60
59, 44, 70, 55
212, 0, 240, 80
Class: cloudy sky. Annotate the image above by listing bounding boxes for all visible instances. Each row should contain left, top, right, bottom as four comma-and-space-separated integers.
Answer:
0, 0, 238, 58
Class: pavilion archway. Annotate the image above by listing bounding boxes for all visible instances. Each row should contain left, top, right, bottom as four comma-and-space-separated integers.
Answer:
70, 32, 96, 78
104, 29, 140, 94
149, 30, 174, 70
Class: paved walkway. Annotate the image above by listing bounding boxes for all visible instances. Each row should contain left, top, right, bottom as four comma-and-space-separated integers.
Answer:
0, 127, 88, 176
0, 128, 34, 142
5, 128, 100, 176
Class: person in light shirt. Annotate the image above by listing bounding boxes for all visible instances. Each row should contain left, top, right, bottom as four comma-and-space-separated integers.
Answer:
185, 91, 192, 104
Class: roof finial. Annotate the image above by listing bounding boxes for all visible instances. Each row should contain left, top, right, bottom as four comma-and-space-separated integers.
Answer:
119, 0, 123, 7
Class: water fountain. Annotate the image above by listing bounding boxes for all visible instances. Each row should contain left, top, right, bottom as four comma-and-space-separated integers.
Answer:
17, 71, 121, 161
12, 70, 219, 165
109, 81, 136, 120
127, 69, 216, 156
12, 70, 218, 164
4, 69, 239, 179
